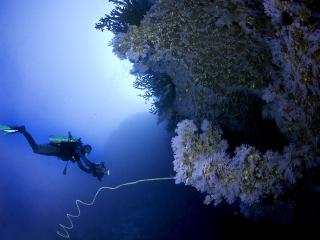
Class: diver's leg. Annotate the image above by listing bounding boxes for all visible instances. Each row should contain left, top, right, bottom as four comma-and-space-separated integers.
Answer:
18, 128, 40, 152
36, 144, 60, 156
19, 129, 60, 155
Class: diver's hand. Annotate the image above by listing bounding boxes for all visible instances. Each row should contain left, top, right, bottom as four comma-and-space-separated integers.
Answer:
91, 162, 108, 181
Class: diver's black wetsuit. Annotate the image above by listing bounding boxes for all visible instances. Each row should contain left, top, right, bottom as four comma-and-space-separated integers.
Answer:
19, 128, 106, 180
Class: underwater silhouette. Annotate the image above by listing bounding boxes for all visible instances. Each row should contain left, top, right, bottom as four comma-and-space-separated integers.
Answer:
0, 125, 109, 181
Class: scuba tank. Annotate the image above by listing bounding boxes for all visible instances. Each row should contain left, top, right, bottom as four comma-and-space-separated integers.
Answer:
49, 131, 81, 144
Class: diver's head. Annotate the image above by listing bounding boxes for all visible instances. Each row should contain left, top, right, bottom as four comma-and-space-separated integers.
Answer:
83, 144, 92, 155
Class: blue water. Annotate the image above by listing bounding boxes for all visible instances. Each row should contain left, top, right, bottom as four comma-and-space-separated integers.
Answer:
0, 113, 223, 239
1, 113, 313, 240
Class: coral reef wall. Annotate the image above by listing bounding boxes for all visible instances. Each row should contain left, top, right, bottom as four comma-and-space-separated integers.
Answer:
102, 0, 320, 221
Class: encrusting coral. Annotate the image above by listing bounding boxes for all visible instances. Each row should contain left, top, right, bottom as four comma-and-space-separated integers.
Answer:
100, 0, 320, 221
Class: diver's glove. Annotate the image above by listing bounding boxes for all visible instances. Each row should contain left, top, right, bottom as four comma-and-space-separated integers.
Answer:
91, 162, 109, 181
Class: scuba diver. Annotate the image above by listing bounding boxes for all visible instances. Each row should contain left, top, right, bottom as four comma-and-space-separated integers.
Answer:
0, 125, 109, 181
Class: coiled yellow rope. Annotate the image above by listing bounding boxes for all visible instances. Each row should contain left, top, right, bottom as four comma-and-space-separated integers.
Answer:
56, 177, 175, 239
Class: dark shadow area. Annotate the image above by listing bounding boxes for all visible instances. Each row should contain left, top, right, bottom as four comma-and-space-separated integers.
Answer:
0, 112, 317, 240
65, 113, 313, 240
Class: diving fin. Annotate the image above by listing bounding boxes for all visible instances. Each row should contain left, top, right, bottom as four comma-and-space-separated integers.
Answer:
0, 125, 20, 135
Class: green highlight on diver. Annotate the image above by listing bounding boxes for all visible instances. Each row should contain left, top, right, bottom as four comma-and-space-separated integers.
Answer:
49, 135, 81, 144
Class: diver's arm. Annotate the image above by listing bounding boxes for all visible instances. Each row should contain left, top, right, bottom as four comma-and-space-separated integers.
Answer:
81, 155, 93, 167
75, 146, 107, 181
77, 160, 92, 173
75, 150, 95, 174
75, 148, 93, 167
75, 147, 96, 169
